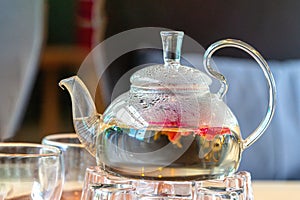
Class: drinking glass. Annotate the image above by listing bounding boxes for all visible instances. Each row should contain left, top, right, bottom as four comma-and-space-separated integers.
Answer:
42, 133, 96, 200
0, 142, 64, 200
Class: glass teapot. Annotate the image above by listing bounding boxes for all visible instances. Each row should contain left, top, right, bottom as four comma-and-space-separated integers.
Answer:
59, 31, 276, 180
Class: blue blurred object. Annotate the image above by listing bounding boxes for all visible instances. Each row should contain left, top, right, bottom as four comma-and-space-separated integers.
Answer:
184, 55, 300, 180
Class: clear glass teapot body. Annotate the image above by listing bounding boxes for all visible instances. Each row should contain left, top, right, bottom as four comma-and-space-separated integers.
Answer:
60, 31, 276, 181
97, 88, 242, 180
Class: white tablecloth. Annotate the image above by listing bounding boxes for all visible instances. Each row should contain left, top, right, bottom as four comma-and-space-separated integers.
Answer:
253, 181, 300, 200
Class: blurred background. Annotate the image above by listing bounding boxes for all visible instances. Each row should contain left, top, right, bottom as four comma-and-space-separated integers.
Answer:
1, 0, 300, 180
1, 0, 105, 142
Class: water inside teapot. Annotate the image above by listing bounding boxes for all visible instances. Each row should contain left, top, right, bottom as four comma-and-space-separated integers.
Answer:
77, 117, 242, 180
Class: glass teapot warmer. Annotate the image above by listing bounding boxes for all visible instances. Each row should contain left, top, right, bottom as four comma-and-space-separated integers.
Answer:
81, 166, 253, 200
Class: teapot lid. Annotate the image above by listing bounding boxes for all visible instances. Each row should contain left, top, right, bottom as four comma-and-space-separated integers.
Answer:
130, 31, 212, 93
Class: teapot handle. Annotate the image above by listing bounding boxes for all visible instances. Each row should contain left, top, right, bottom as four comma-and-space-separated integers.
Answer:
203, 39, 276, 149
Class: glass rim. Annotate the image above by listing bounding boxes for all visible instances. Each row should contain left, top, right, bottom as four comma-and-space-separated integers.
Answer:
0, 142, 62, 158
160, 30, 184, 37
42, 133, 85, 148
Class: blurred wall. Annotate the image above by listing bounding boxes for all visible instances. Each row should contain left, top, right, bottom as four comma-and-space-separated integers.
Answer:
47, 0, 77, 44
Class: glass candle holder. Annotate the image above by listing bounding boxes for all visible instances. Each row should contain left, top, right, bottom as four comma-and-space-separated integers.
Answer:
81, 167, 253, 200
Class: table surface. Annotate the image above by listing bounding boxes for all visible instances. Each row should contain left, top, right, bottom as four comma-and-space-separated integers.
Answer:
253, 181, 300, 200
1, 180, 299, 199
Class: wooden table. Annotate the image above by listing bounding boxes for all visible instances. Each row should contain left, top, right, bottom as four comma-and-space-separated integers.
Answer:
253, 181, 300, 200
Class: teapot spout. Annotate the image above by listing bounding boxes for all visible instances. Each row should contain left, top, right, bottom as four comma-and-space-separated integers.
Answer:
59, 76, 100, 157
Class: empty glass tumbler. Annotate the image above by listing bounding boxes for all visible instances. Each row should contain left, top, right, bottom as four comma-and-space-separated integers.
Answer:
42, 133, 96, 200
0, 142, 64, 200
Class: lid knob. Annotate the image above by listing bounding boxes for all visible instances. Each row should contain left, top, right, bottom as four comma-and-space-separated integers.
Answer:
161, 31, 184, 66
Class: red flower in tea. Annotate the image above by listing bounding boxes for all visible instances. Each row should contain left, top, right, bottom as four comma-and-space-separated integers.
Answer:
153, 121, 231, 148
